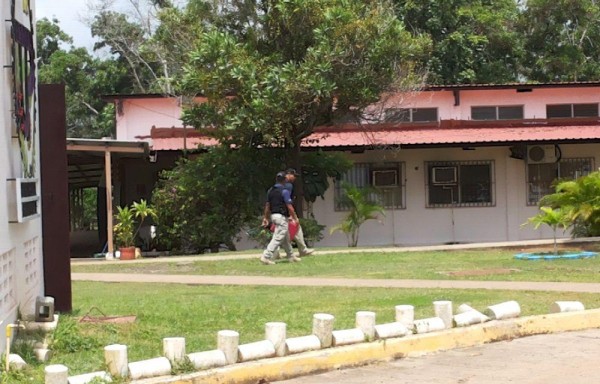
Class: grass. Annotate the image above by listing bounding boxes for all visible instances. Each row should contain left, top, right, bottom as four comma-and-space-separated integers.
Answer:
72, 244, 600, 282
10, 243, 600, 383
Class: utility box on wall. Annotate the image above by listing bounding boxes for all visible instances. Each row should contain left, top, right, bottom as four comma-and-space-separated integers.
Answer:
7, 178, 40, 223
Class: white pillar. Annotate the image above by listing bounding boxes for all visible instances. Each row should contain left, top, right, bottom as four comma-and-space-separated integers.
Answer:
163, 337, 186, 363
312, 313, 335, 348
44, 364, 68, 384
265, 322, 287, 357
217, 330, 239, 364
485, 301, 521, 320
128, 357, 171, 380
433, 300, 453, 329
395, 305, 414, 328
104, 344, 128, 378
356, 311, 376, 341
550, 301, 585, 313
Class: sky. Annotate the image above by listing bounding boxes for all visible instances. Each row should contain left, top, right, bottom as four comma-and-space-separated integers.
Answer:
36, 0, 98, 50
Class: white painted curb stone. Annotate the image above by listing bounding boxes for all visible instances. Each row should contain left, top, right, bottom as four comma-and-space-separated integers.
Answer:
163, 337, 186, 363
374, 322, 409, 339
238, 340, 276, 362
356, 311, 376, 341
413, 317, 446, 334
485, 301, 521, 320
285, 335, 321, 355
395, 305, 414, 328
218, 330, 239, 364
266, 322, 287, 357
313, 313, 335, 348
433, 301, 453, 329
332, 328, 365, 346
550, 301, 585, 313
128, 357, 171, 380
104, 344, 128, 378
187, 349, 227, 370
45, 364, 68, 384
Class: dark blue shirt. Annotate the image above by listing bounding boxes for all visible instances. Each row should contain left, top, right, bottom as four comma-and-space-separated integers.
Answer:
274, 183, 293, 205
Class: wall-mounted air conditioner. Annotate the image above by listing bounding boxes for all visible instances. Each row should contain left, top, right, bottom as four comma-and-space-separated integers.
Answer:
432, 166, 457, 184
7, 178, 40, 223
527, 145, 558, 164
372, 169, 398, 187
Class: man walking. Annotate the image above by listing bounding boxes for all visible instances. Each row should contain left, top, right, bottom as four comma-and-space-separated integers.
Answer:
284, 168, 315, 256
261, 172, 302, 265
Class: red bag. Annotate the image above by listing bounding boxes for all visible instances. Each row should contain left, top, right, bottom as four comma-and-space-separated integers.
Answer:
269, 220, 299, 241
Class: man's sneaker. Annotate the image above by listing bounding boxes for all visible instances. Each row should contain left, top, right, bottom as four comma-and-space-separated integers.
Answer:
288, 255, 302, 262
300, 248, 315, 256
260, 256, 275, 265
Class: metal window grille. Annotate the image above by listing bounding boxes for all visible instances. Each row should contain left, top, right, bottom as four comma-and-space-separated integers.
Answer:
526, 158, 594, 205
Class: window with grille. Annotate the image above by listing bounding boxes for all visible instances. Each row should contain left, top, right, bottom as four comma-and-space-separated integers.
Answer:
334, 162, 405, 211
546, 104, 599, 118
426, 161, 494, 208
471, 106, 524, 120
384, 108, 438, 123
527, 158, 594, 205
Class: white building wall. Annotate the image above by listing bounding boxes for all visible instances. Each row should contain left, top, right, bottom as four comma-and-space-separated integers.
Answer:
312, 143, 600, 247
0, 1, 44, 353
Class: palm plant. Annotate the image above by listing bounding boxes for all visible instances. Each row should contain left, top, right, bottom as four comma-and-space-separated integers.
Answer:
114, 199, 157, 248
522, 206, 570, 255
539, 171, 600, 237
330, 183, 385, 247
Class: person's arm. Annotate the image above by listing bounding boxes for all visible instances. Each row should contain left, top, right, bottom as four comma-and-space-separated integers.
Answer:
282, 189, 298, 221
262, 202, 271, 227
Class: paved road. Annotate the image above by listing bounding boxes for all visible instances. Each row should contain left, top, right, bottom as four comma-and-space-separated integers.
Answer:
275, 329, 600, 384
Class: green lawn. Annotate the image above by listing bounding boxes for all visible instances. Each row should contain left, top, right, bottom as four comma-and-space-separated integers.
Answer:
10, 244, 600, 383
72, 245, 600, 282
10, 281, 600, 382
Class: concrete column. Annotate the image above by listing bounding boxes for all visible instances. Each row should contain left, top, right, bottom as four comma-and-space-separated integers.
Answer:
238, 340, 276, 362
187, 350, 227, 370
374, 322, 409, 339
128, 357, 171, 380
266, 322, 287, 357
413, 317, 446, 334
312, 313, 335, 348
163, 337, 186, 363
104, 344, 128, 378
332, 329, 365, 346
550, 301, 585, 313
395, 305, 414, 328
44, 364, 68, 384
356, 311, 376, 341
218, 330, 239, 364
285, 335, 321, 355
433, 301, 453, 329
485, 301, 521, 320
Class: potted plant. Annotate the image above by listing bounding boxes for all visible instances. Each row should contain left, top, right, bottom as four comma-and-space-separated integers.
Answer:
114, 199, 157, 260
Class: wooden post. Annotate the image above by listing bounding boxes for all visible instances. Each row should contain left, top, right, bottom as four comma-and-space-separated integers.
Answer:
105, 149, 114, 255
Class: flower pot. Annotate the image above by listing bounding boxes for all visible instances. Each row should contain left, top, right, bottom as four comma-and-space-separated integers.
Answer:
119, 246, 136, 260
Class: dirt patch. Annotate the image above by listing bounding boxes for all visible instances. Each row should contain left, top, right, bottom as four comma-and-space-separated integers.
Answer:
442, 268, 521, 277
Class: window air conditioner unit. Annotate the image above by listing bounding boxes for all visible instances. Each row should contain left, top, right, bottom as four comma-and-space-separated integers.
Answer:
372, 170, 398, 187
527, 145, 558, 164
7, 178, 40, 223
432, 166, 457, 184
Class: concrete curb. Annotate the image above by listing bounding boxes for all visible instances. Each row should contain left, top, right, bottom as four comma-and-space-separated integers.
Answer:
133, 308, 600, 384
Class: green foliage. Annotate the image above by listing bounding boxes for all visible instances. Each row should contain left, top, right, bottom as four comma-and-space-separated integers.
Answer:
394, 0, 523, 84
36, 17, 132, 138
330, 183, 385, 247
539, 171, 600, 237
114, 199, 157, 248
523, 206, 570, 255
178, 0, 428, 170
301, 151, 352, 203
50, 316, 100, 354
298, 217, 326, 246
519, 0, 600, 82
151, 147, 283, 253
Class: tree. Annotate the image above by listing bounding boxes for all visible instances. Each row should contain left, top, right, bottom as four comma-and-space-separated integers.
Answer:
329, 183, 384, 247
178, 0, 428, 213
518, 0, 600, 81
394, 0, 524, 84
36, 18, 132, 138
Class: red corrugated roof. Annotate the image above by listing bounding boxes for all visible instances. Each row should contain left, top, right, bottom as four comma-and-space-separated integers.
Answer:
151, 125, 600, 150
301, 125, 600, 147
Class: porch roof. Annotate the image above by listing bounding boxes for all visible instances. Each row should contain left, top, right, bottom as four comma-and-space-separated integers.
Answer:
149, 123, 600, 151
